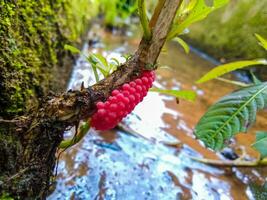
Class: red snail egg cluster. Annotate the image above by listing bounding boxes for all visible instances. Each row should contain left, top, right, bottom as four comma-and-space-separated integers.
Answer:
91, 71, 155, 130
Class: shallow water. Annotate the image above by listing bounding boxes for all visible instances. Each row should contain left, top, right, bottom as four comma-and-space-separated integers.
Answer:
49, 25, 267, 200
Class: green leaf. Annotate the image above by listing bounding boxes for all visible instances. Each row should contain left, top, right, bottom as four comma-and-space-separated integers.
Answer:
197, 59, 267, 83
138, 0, 151, 40
150, 88, 197, 102
59, 121, 90, 149
87, 53, 110, 80
110, 57, 120, 66
168, 0, 229, 39
64, 44, 81, 54
87, 56, 100, 82
94, 65, 108, 77
252, 131, 267, 159
187, 0, 198, 11
175, 0, 198, 19
89, 53, 109, 69
255, 33, 267, 51
173, 37, 190, 54
194, 82, 267, 150
122, 54, 132, 61
108, 63, 118, 74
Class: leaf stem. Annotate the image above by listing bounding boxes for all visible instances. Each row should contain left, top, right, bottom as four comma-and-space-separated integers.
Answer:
209, 83, 267, 148
138, 0, 151, 40
215, 77, 250, 87
189, 156, 267, 167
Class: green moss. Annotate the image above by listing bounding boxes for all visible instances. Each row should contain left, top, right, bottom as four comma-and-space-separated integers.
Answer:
0, 0, 97, 117
185, 0, 267, 61
0, 193, 14, 200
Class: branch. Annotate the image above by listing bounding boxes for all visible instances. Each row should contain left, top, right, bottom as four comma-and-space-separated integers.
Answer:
26, 0, 182, 158
149, 0, 166, 29
137, 0, 181, 65
39, 0, 182, 127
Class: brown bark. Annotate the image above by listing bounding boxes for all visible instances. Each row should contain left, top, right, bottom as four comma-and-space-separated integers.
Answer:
0, 0, 180, 199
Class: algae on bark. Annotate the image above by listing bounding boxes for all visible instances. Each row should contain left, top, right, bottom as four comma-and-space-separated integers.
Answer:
0, 0, 97, 198
0, 0, 98, 117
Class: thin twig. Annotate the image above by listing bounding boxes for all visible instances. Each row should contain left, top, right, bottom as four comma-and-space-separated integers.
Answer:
0, 119, 19, 123
4, 167, 30, 183
149, 0, 166, 29
215, 77, 250, 87
189, 156, 267, 167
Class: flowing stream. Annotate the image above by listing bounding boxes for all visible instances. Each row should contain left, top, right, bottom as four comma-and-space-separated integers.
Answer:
48, 24, 267, 200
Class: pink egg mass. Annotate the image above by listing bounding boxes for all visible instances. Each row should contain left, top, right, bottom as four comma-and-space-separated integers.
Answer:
91, 70, 155, 130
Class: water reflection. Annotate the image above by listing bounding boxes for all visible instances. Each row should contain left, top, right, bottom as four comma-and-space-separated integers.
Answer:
50, 129, 232, 200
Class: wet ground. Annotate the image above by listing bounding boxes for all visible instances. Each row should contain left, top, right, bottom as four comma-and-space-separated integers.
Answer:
48, 24, 267, 200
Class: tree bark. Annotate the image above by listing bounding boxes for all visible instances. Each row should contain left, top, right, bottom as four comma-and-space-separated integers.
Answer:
0, 0, 180, 198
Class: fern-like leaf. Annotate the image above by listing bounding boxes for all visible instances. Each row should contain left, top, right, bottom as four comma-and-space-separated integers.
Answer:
194, 82, 267, 150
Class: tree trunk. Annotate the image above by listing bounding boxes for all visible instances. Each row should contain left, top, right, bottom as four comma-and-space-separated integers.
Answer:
0, 0, 180, 199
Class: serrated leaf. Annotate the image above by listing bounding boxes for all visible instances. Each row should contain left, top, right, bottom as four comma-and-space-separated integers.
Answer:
194, 83, 267, 150
255, 33, 267, 51
197, 59, 267, 83
173, 37, 190, 54
64, 44, 81, 54
252, 131, 267, 159
168, 0, 229, 39
150, 88, 196, 102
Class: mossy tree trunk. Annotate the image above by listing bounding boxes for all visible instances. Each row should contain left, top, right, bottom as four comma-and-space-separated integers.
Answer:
0, 0, 94, 198
0, 0, 180, 199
